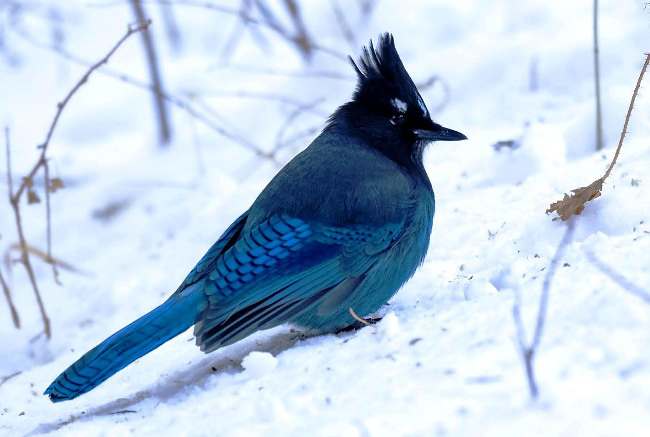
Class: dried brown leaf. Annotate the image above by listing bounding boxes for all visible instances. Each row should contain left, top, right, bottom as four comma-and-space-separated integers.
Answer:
27, 189, 41, 204
546, 53, 649, 221
546, 178, 603, 221
48, 177, 64, 193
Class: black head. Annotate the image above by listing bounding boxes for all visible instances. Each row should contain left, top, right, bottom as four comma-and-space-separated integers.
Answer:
334, 33, 466, 167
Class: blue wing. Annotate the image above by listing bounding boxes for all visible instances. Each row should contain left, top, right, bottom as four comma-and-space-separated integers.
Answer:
173, 211, 249, 294
193, 214, 404, 352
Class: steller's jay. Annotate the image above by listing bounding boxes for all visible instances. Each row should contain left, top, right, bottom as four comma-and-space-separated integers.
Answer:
45, 33, 466, 402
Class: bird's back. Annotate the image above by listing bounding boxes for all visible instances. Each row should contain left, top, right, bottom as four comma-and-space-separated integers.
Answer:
246, 123, 427, 230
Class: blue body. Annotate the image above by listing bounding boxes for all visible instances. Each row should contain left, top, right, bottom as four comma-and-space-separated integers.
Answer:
45, 34, 465, 402
44, 123, 434, 402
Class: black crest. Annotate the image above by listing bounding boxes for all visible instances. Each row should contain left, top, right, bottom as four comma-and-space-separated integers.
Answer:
349, 33, 428, 117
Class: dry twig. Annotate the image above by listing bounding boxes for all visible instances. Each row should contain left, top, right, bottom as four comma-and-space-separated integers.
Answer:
198, 89, 329, 114
191, 97, 275, 161
129, 0, 172, 145
221, 0, 265, 62
209, 65, 352, 81
0, 261, 19, 328
275, 0, 314, 60
5, 127, 49, 337
6, 243, 86, 275
547, 53, 650, 221
108, 0, 348, 61
11, 26, 270, 159
3, 21, 151, 338
274, 97, 325, 152
329, 0, 357, 50
593, 0, 604, 151
156, 0, 182, 51
513, 220, 575, 399
275, 126, 320, 155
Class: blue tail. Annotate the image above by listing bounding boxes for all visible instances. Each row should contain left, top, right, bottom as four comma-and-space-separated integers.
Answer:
44, 286, 205, 402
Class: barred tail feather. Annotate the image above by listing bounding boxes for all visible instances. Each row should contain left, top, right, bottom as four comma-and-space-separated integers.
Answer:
44, 287, 204, 402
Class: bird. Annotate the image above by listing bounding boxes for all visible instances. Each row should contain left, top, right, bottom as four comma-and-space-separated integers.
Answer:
44, 33, 466, 402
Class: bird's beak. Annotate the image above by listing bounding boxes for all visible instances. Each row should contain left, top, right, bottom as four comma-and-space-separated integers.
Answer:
414, 122, 467, 142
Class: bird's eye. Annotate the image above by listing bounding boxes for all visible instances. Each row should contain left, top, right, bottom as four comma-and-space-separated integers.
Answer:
391, 113, 406, 126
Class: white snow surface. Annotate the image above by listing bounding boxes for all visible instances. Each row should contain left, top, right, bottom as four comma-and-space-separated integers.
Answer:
1, 1, 650, 435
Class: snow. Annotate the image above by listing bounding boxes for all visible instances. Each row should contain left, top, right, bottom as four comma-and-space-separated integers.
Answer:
241, 351, 278, 377
1, 1, 650, 435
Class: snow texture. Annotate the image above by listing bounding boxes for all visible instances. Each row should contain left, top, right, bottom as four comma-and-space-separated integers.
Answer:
1, 1, 650, 436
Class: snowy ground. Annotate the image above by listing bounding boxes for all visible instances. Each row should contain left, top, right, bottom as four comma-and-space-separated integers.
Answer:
1, 1, 650, 435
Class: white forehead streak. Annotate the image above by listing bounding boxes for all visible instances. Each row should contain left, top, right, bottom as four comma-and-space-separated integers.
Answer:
391, 98, 408, 112
416, 94, 429, 117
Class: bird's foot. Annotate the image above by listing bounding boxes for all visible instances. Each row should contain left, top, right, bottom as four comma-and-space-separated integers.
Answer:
336, 315, 383, 333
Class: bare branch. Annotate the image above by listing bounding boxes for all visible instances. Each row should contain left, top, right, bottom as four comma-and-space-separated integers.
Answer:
10, 27, 270, 159
13, 20, 152, 202
140, 0, 348, 61
603, 53, 649, 180
156, 0, 182, 51
198, 89, 328, 115
252, 0, 314, 61
330, 0, 357, 50
0, 261, 19, 328
5, 127, 49, 337
593, 0, 604, 151
191, 97, 276, 161
513, 220, 575, 399
274, 97, 326, 152
221, 0, 262, 62
43, 159, 59, 284
252, 0, 312, 60
7, 243, 88, 275
4, 21, 151, 339
208, 65, 352, 81
283, 0, 313, 59
129, 0, 172, 145
275, 125, 319, 154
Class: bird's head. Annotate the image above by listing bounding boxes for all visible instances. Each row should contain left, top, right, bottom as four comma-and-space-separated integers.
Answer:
335, 33, 466, 165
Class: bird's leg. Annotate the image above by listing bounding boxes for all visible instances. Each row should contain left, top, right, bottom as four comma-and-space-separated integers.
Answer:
335, 308, 383, 333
